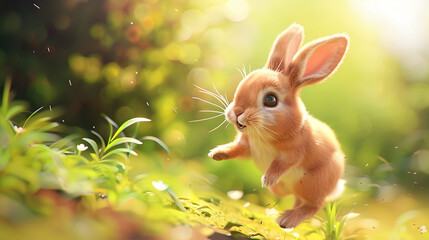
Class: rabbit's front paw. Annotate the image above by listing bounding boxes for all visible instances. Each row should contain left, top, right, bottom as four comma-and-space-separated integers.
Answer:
208, 148, 229, 161
261, 173, 281, 188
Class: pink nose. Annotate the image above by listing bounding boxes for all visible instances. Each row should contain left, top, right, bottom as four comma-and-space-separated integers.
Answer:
234, 107, 244, 118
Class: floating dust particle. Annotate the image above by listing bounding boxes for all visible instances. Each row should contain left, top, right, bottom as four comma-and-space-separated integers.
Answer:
69, 80, 72, 86
33, 3, 40, 9
49, 105, 52, 111
47, 47, 50, 52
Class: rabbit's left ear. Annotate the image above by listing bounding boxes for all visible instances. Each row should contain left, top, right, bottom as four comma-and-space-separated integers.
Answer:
289, 34, 349, 87
265, 24, 304, 72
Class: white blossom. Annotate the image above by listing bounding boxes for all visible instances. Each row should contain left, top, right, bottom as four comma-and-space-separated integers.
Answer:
152, 180, 168, 191
77, 144, 88, 152
14, 125, 25, 134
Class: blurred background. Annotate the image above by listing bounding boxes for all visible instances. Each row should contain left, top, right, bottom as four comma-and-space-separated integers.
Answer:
1, 0, 429, 236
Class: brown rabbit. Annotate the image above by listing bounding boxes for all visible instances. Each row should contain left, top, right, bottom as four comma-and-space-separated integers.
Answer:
208, 24, 349, 229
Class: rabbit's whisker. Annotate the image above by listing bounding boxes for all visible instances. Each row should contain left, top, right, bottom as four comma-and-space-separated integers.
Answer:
236, 67, 245, 79
224, 93, 230, 105
189, 113, 224, 123
192, 97, 225, 111
194, 85, 228, 108
209, 118, 228, 133
199, 110, 224, 114
211, 83, 230, 107
259, 122, 278, 140
242, 64, 248, 77
258, 123, 279, 137
253, 126, 266, 145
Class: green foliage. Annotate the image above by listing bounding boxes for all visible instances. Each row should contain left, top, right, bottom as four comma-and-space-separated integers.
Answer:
0, 80, 151, 200
322, 202, 354, 240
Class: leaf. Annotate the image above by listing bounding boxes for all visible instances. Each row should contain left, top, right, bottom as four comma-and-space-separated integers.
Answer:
104, 137, 142, 153
6, 104, 26, 120
90, 153, 99, 162
141, 136, 170, 154
82, 138, 100, 159
102, 114, 118, 143
23, 106, 44, 128
39, 122, 60, 132
111, 117, 151, 141
102, 114, 119, 128
99, 160, 126, 173
50, 134, 78, 149
165, 187, 187, 212
1, 78, 11, 115
101, 148, 138, 160
91, 130, 106, 152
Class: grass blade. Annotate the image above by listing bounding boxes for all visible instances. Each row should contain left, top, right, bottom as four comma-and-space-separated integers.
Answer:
141, 136, 170, 155
91, 130, 106, 152
102, 114, 118, 143
101, 148, 138, 160
104, 137, 142, 153
166, 187, 187, 212
1, 78, 11, 115
111, 117, 151, 141
82, 138, 100, 160
23, 106, 44, 128
6, 104, 26, 120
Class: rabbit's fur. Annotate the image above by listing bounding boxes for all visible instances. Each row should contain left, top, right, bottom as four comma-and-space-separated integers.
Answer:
209, 24, 349, 228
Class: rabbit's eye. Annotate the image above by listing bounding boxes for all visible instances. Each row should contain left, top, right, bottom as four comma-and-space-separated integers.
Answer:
263, 94, 277, 107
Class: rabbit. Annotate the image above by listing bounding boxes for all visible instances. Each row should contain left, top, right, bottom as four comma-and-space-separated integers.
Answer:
208, 24, 349, 229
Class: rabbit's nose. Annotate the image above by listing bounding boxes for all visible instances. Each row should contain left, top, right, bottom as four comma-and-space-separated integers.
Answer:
234, 107, 244, 118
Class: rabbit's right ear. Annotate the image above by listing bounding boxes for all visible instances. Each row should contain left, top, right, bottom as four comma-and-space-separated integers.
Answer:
265, 24, 304, 72
288, 34, 349, 88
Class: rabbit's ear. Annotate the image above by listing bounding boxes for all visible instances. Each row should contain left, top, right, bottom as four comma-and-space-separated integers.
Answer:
265, 24, 303, 72
289, 34, 349, 87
